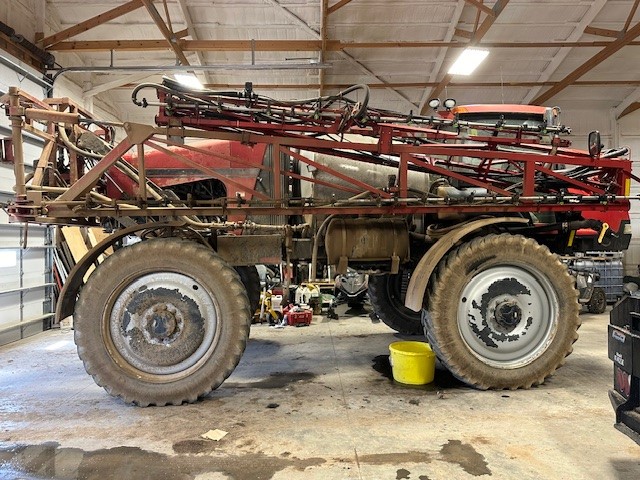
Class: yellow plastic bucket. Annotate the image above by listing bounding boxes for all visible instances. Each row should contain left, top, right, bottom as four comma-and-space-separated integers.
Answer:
389, 341, 436, 385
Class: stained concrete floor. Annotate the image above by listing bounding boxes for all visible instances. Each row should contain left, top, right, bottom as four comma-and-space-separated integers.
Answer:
0, 304, 639, 480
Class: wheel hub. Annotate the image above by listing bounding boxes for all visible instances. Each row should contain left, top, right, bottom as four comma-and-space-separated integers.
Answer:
108, 272, 218, 375
144, 304, 183, 342
494, 300, 522, 331
457, 265, 559, 369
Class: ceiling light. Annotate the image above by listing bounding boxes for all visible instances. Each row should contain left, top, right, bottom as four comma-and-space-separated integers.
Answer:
448, 48, 489, 76
174, 73, 204, 89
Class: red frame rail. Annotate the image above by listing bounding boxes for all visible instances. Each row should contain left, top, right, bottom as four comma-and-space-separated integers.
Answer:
1, 84, 636, 227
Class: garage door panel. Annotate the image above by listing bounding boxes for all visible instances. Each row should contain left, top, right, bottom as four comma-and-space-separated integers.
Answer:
0, 169, 52, 344
0, 54, 53, 345
0, 291, 20, 321
22, 250, 47, 288
0, 254, 20, 290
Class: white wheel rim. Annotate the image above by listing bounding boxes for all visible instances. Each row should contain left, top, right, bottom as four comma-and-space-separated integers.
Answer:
457, 263, 559, 369
106, 272, 219, 380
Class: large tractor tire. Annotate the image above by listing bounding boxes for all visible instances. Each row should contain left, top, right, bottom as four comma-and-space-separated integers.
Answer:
74, 238, 251, 406
235, 265, 261, 314
423, 234, 580, 389
368, 271, 423, 335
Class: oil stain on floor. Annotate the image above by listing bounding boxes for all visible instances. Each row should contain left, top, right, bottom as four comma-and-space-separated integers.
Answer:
0, 442, 324, 480
356, 442, 491, 478
1, 439, 491, 479
222, 371, 316, 390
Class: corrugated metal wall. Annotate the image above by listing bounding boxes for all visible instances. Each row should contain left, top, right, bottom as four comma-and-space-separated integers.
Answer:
0, 52, 54, 346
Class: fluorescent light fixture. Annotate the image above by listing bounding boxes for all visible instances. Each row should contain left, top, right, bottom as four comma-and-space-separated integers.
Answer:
174, 73, 204, 89
448, 48, 489, 76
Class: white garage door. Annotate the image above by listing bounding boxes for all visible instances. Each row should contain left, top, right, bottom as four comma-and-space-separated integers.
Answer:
0, 53, 54, 346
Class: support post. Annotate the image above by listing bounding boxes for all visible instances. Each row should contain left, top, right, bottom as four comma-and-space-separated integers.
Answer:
137, 143, 147, 201
9, 87, 26, 198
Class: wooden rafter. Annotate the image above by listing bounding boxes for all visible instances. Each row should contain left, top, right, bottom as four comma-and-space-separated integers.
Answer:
454, 28, 473, 39
419, 0, 510, 114
83, 69, 169, 98
618, 102, 640, 119
473, 1, 482, 32
48, 38, 640, 53
319, 0, 329, 95
176, 0, 210, 84
0, 30, 45, 70
584, 1, 640, 39
418, 0, 466, 112
468, 0, 509, 42
464, 0, 493, 17
140, 0, 190, 65
624, 0, 640, 32
614, 86, 640, 119
584, 26, 621, 38
521, 0, 607, 104
263, 0, 416, 110
531, 21, 640, 105
40, 0, 144, 48
328, 0, 355, 14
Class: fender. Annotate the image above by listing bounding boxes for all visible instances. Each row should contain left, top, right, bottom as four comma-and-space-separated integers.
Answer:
55, 220, 186, 323
404, 217, 529, 313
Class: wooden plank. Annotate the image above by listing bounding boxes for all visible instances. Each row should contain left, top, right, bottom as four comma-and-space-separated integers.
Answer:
61, 227, 90, 264
41, 0, 144, 48
52, 39, 169, 52
532, 21, 640, 105
464, 0, 494, 16
141, 0, 190, 65
49, 38, 640, 52
617, 102, 640, 119
328, 0, 355, 15
61, 226, 95, 281
454, 28, 473, 39
624, 0, 640, 32
87, 228, 113, 260
584, 26, 621, 39
319, 0, 328, 95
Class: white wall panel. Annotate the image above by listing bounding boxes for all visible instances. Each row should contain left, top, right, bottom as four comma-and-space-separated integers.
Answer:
556, 107, 638, 276
617, 109, 640, 275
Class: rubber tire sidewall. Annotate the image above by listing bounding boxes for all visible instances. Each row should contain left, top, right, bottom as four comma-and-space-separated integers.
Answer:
427, 234, 580, 389
235, 265, 261, 314
74, 238, 251, 406
368, 273, 423, 334
587, 287, 607, 314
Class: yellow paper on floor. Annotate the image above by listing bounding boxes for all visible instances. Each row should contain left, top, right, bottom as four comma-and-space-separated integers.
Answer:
200, 429, 228, 441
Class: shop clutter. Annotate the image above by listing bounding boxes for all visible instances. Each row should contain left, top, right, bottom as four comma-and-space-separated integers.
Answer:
254, 282, 338, 328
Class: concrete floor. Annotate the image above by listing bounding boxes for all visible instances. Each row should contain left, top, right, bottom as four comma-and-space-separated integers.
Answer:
0, 304, 639, 480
